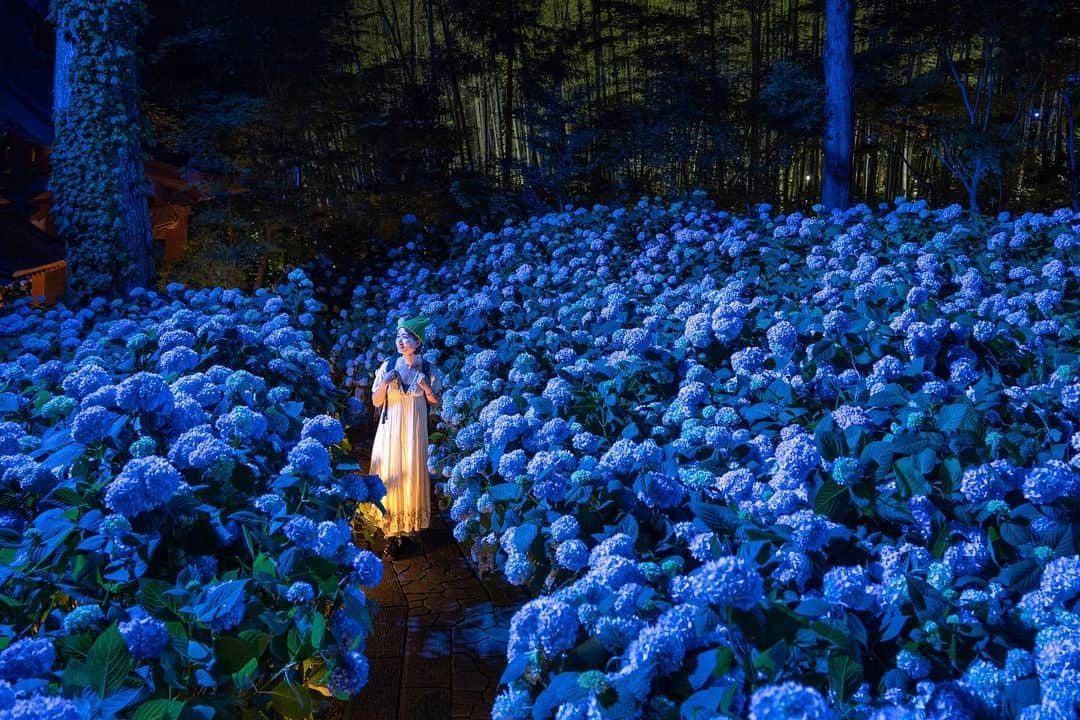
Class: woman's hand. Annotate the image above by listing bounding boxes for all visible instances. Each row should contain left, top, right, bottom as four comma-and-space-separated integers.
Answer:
417, 375, 440, 407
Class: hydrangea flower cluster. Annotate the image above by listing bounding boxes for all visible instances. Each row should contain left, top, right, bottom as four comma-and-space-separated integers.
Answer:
326, 197, 1078, 718
0, 269, 384, 715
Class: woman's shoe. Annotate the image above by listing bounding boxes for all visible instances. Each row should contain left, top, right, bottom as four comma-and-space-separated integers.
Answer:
382, 536, 402, 559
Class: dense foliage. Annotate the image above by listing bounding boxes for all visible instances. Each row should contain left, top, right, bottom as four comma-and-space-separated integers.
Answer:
140, 0, 1080, 272
333, 196, 1079, 718
0, 270, 382, 718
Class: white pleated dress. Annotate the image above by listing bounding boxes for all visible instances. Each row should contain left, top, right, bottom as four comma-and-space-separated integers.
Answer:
369, 358, 443, 537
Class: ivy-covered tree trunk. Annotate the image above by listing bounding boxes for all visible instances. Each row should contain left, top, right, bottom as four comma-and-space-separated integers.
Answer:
822, 0, 854, 210
50, 0, 154, 303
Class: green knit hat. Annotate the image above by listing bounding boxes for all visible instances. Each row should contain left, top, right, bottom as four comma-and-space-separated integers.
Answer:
397, 316, 431, 344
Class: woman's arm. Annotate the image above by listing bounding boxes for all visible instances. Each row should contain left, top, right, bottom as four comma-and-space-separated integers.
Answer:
419, 372, 441, 409
372, 363, 396, 408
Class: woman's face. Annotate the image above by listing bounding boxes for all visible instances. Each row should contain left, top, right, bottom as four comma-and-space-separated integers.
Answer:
396, 328, 420, 355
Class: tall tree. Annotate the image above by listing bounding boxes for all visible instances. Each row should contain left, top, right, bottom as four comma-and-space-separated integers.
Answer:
822, 0, 854, 210
50, 0, 154, 301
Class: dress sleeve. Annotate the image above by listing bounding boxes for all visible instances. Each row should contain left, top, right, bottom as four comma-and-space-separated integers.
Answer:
372, 360, 388, 394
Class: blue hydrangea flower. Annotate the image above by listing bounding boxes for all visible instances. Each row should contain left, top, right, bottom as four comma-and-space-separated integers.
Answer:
40, 395, 76, 421
636, 471, 684, 509
129, 436, 157, 458
1023, 460, 1080, 504
555, 540, 589, 572
215, 406, 268, 441
119, 614, 170, 660
284, 517, 319, 551
301, 415, 345, 445
822, 565, 873, 611
70, 406, 115, 444
454, 423, 485, 451
749, 681, 836, 720
960, 464, 1009, 504
767, 320, 798, 357
670, 556, 764, 610
492, 685, 532, 720
1036, 556, 1080, 607
159, 347, 199, 375
286, 437, 332, 477
115, 372, 174, 414
731, 347, 766, 376
550, 515, 580, 542
158, 329, 196, 351
831, 457, 859, 486
683, 313, 712, 348
335, 474, 375, 503
327, 650, 370, 697
897, 649, 931, 679
831, 405, 869, 430
822, 310, 849, 335
0, 423, 26, 456
254, 493, 286, 517
352, 550, 383, 587
285, 582, 315, 604
61, 364, 110, 400
1, 694, 80, 719
716, 468, 755, 502
904, 321, 938, 359
624, 604, 697, 675
1062, 384, 1080, 416
104, 456, 182, 517
774, 428, 821, 484
314, 521, 349, 559
504, 553, 533, 585
62, 605, 104, 635
188, 435, 233, 472
224, 370, 266, 401
0, 638, 55, 681
507, 597, 579, 662
777, 510, 833, 552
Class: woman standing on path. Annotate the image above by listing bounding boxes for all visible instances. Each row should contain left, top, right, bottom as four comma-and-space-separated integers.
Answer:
369, 316, 443, 559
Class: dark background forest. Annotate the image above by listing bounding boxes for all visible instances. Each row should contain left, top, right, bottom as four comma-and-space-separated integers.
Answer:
12, 0, 1080, 287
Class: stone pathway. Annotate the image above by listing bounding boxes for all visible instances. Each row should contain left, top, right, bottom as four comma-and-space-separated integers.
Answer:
344, 427, 529, 720
348, 512, 527, 720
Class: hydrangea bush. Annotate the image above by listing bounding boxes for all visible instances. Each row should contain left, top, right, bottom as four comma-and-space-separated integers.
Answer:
332, 195, 1080, 718
0, 269, 383, 718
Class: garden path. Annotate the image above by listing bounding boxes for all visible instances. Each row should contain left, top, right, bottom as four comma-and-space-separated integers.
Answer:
344, 435, 529, 720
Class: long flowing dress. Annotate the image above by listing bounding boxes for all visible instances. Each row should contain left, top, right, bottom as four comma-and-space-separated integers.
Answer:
369, 358, 443, 537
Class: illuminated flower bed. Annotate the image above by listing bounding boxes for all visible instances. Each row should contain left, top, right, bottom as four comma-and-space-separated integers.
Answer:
334, 196, 1079, 718
0, 270, 382, 718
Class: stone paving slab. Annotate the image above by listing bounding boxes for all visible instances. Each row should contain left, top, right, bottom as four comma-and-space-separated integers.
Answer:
350, 654, 401, 720
399, 687, 453, 720
401, 621, 452, 688
366, 605, 408, 659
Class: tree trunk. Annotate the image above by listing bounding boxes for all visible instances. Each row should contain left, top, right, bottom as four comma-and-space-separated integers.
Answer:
1065, 89, 1078, 210
747, 0, 763, 209
822, 0, 854, 210
52, 0, 154, 301
438, 0, 473, 171
502, 34, 515, 190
